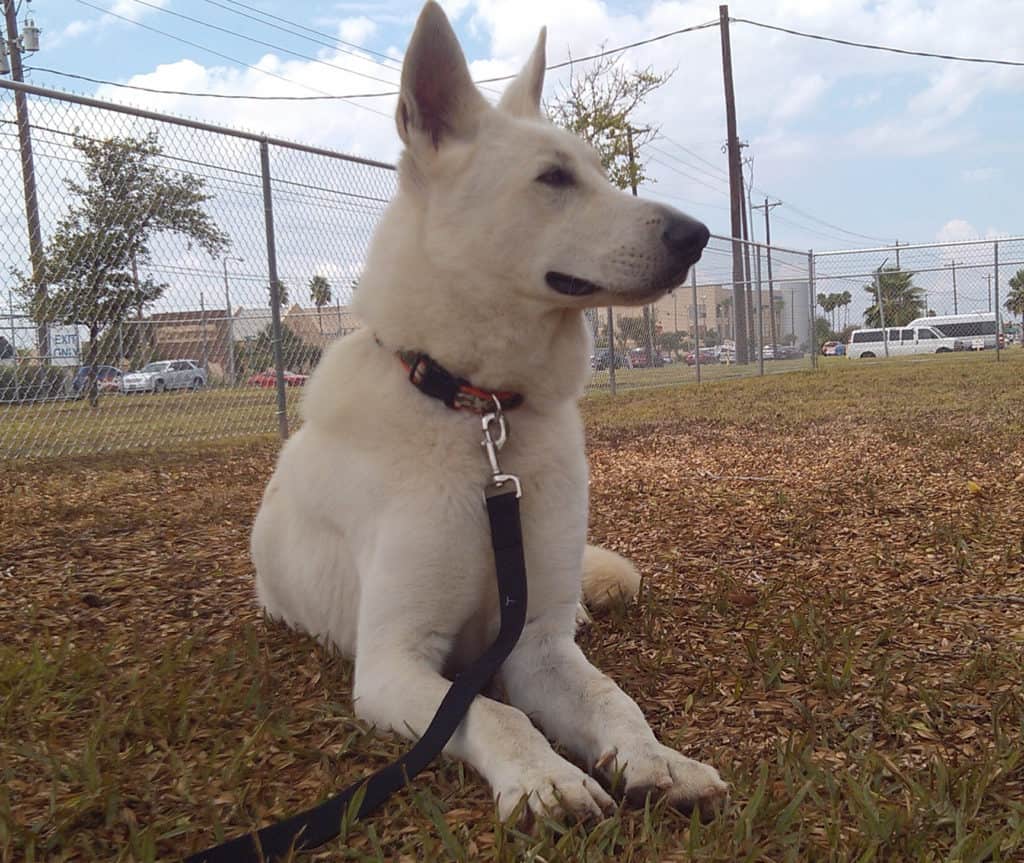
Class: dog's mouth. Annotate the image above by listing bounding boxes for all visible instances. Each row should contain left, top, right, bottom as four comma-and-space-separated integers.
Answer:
545, 271, 601, 297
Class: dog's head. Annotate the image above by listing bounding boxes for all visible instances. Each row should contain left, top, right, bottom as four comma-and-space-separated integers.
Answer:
394, 1, 709, 309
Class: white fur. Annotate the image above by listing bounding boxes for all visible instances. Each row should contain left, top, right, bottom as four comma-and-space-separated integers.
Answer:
252, 1, 726, 824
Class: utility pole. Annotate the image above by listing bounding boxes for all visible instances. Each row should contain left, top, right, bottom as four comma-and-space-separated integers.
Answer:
626, 125, 655, 369
719, 4, 748, 364
986, 274, 992, 312
2, 0, 46, 359
894, 240, 901, 270
947, 260, 960, 314
753, 197, 782, 355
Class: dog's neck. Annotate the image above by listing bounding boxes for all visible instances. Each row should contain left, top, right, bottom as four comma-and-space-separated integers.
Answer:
354, 198, 591, 409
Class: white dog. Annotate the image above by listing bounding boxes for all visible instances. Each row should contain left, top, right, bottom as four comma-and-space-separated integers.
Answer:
252, 1, 727, 824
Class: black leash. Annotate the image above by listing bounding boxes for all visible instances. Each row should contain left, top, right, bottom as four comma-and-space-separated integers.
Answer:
186, 406, 526, 863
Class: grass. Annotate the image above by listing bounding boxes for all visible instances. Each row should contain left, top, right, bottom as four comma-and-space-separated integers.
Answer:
2, 351, 1023, 861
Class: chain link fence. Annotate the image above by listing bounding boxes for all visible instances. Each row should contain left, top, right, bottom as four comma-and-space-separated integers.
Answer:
585, 234, 816, 394
2, 79, 1021, 460
812, 238, 1024, 359
1, 79, 395, 459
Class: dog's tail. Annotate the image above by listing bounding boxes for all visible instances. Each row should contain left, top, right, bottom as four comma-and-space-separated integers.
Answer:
580, 545, 642, 614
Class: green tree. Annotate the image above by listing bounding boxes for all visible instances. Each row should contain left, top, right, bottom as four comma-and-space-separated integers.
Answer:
309, 274, 333, 332
1006, 268, 1024, 335
863, 268, 924, 327
547, 51, 672, 191
616, 315, 645, 345
272, 278, 289, 308
18, 133, 228, 405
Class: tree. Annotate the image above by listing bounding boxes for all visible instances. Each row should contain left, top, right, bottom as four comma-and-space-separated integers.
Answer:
272, 278, 289, 308
548, 52, 673, 369
616, 315, 646, 345
18, 133, 228, 405
236, 322, 321, 378
863, 268, 924, 327
1006, 268, 1024, 334
547, 51, 672, 190
309, 275, 333, 333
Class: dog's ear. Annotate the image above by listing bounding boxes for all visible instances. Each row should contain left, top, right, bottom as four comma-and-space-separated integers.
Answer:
397, 1, 486, 149
498, 28, 547, 117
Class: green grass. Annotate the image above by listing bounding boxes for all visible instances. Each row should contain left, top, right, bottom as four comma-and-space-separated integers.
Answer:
2, 350, 1023, 861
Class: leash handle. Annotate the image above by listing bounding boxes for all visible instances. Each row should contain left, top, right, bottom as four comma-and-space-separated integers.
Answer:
184, 487, 527, 863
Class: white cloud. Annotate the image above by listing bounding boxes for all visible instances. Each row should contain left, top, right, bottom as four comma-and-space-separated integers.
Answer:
936, 219, 980, 243
961, 167, 995, 183
338, 16, 378, 45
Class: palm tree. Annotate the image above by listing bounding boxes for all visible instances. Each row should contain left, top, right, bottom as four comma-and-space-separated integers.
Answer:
1006, 268, 1024, 339
719, 295, 733, 341
863, 268, 924, 327
839, 290, 852, 329
309, 274, 332, 333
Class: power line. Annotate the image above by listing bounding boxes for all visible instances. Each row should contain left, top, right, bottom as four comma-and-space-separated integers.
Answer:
37, 17, 720, 102
732, 17, 1024, 68
26, 67, 395, 101
67, 0, 389, 116
125, 0, 402, 88
209, 0, 402, 68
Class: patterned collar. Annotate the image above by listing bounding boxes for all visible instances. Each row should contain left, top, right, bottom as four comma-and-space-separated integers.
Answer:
394, 347, 524, 413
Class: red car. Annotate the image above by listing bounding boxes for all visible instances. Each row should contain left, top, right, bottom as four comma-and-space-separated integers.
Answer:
247, 368, 308, 387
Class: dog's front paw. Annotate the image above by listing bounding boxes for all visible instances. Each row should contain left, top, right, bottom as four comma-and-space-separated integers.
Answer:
493, 757, 615, 826
596, 741, 727, 822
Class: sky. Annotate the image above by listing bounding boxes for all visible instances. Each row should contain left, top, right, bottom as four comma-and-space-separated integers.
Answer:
3, 0, 1024, 323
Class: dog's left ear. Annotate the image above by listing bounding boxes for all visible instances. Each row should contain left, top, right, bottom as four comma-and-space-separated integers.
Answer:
498, 28, 547, 118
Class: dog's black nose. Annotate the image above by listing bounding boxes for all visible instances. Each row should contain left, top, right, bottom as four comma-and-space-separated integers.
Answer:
662, 213, 711, 260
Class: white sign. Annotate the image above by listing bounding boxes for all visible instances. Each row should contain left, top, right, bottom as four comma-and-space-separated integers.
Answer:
49, 326, 81, 367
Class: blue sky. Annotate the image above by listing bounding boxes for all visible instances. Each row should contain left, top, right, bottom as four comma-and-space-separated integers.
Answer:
11, 0, 1024, 255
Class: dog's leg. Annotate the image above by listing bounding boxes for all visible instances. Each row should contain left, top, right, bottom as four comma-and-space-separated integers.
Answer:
500, 625, 727, 820
351, 551, 614, 824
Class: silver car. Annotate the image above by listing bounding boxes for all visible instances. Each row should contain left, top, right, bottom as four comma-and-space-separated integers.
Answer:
121, 359, 207, 394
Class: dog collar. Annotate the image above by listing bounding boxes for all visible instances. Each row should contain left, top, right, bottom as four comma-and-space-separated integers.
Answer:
395, 347, 524, 413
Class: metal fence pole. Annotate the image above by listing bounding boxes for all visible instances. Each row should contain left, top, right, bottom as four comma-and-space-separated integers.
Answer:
808, 251, 818, 369
754, 244, 765, 375
259, 139, 289, 440
606, 306, 616, 395
691, 266, 701, 384
994, 240, 1001, 363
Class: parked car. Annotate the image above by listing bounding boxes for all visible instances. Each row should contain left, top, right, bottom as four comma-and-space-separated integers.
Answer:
121, 359, 206, 393
591, 350, 632, 370
774, 345, 805, 360
628, 346, 663, 368
71, 365, 123, 396
248, 368, 309, 387
820, 341, 841, 356
846, 326, 958, 359
684, 348, 716, 366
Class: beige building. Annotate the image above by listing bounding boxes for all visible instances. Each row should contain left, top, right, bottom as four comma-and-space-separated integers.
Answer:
650, 283, 734, 339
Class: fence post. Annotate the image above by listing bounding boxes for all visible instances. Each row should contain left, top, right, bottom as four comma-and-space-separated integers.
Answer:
691, 265, 701, 385
259, 138, 289, 440
754, 242, 764, 375
994, 240, 1001, 363
807, 251, 818, 369
606, 306, 616, 395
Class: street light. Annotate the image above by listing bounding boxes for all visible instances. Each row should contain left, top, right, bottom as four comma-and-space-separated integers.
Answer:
223, 256, 244, 385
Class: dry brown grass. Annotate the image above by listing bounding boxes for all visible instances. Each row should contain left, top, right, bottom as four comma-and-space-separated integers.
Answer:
2, 353, 1023, 862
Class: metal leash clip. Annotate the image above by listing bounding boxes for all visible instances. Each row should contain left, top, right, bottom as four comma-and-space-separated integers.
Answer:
481, 396, 522, 499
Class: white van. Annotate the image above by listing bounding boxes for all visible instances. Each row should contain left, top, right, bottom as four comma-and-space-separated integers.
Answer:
907, 313, 1001, 350
847, 326, 958, 359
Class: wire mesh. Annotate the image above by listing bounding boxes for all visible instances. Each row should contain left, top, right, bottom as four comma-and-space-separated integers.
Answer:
585, 234, 815, 392
0, 81, 395, 459
812, 238, 1024, 359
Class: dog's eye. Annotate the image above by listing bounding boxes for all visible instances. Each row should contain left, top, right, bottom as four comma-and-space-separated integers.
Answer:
536, 166, 575, 188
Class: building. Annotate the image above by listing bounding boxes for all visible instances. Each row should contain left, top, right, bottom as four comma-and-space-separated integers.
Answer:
650, 284, 734, 340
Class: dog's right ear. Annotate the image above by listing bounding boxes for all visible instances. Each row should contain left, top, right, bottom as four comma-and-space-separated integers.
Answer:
397, 2, 486, 150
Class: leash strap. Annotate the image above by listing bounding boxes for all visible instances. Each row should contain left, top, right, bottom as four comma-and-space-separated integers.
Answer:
185, 488, 528, 863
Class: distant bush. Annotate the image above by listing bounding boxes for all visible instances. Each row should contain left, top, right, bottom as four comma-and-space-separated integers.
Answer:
0, 365, 70, 403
